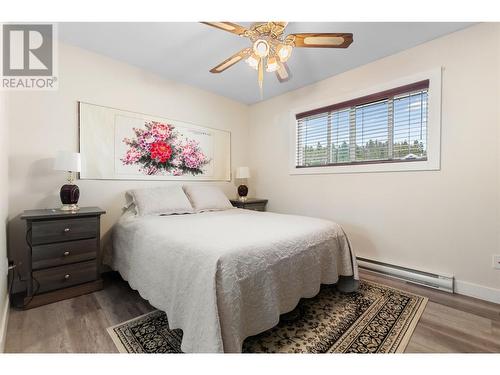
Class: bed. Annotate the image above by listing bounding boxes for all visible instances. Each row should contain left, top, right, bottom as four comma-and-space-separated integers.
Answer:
110, 207, 358, 353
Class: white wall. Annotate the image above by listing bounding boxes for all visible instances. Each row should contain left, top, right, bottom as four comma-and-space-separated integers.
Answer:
248, 23, 500, 297
0, 90, 9, 350
6, 42, 250, 289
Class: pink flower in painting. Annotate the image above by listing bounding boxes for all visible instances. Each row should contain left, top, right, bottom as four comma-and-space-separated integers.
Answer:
121, 147, 142, 165
185, 152, 205, 169
137, 132, 156, 151
181, 141, 196, 157
183, 156, 198, 169
180, 140, 207, 169
172, 168, 183, 176
150, 122, 172, 140
144, 133, 155, 144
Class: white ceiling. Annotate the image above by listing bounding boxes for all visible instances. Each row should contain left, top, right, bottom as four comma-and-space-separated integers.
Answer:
58, 22, 473, 105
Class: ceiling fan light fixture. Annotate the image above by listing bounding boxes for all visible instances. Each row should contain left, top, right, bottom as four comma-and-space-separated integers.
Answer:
266, 56, 279, 72
277, 44, 293, 62
253, 39, 270, 58
203, 22, 353, 98
245, 54, 259, 70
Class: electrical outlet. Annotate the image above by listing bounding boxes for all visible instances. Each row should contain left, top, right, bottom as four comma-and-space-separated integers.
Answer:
493, 255, 500, 270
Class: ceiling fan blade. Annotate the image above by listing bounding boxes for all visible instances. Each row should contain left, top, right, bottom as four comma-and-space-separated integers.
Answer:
287, 33, 353, 48
209, 48, 252, 73
201, 22, 249, 36
275, 62, 291, 83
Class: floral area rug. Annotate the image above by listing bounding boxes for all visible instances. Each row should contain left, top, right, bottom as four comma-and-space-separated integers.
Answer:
107, 280, 427, 353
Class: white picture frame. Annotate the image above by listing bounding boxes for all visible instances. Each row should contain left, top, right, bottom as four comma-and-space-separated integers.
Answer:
79, 102, 231, 181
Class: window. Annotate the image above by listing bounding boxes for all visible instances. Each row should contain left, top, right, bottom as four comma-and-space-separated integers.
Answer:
295, 80, 429, 168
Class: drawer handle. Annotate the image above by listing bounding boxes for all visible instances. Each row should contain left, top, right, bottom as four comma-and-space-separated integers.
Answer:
63, 251, 70, 256
64, 274, 71, 280
64, 228, 71, 233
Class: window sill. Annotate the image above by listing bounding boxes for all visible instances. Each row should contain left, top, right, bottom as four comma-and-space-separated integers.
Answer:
296, 157, 427, 169
289, 158, 439, 175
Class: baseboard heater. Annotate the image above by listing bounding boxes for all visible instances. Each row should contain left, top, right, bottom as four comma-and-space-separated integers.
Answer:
357, 257, 454, 293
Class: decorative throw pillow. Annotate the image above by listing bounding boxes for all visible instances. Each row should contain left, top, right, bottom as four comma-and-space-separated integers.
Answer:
182, 185, 233, 213
126, 185, 194, 216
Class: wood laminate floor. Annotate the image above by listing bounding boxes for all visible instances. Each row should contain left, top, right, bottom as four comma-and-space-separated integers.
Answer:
4, 270, 500, 353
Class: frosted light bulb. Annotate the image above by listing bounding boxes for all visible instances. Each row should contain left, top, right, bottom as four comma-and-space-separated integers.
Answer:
253, 39, 269, 58
277, 44, 292, 62
245, 55, 259, 70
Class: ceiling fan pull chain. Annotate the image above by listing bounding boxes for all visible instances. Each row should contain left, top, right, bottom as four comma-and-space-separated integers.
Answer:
258, 57, 264, 99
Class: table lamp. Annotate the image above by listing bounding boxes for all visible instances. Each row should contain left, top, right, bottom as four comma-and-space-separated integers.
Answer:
236, 166, 250, 202
54, 151, 81, 211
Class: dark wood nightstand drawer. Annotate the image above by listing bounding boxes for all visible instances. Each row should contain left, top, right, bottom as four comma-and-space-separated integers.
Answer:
32, 239, 98, 270
33, 261, 98, 294
31, 217, 98, 245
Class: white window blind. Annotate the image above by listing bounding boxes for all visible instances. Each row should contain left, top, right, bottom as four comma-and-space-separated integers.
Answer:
295, 80, 429, 168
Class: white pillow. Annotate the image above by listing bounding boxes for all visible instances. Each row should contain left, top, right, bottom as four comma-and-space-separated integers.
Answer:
182, 185, 233, 213
126, 185, 194, 216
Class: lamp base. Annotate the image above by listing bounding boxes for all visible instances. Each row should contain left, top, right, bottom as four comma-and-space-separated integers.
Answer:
60, 204, 80, 211
237, 184, 248, 202
60, 183, 80, 212
238, 184, 248, 197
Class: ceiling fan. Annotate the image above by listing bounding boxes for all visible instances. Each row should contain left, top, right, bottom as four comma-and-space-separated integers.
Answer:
201, 22, 353, 96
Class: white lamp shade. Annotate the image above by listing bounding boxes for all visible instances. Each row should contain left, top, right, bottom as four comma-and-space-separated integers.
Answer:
236, 166, 250, 179
54, 151, 81, 172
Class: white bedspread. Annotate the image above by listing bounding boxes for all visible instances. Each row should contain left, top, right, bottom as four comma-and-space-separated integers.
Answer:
110, 208, 358, 353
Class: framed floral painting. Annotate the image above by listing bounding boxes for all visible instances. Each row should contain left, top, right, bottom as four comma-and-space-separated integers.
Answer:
79, 102, 231, 181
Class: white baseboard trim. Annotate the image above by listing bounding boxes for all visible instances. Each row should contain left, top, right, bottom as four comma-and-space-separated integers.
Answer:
0, 293, 9, 353
454, 279, 500, 305
357, 257, 500, 305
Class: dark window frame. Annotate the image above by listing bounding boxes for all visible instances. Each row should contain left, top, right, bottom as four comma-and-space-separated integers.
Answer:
295, 80, 429, 168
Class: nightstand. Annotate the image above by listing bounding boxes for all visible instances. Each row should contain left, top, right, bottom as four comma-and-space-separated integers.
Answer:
20, 207, 106, 309
230, 198, 268, 212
